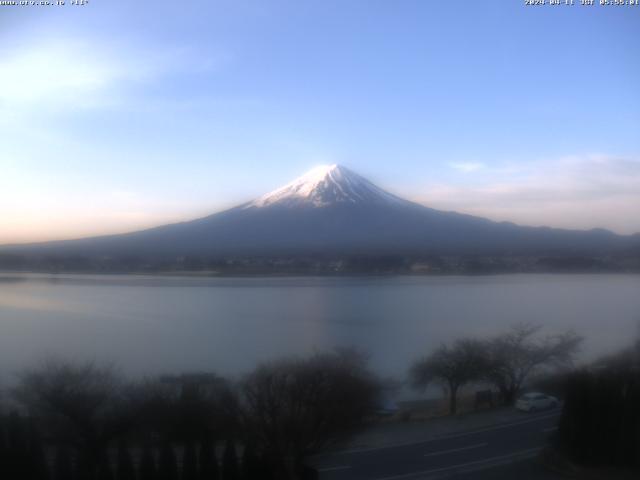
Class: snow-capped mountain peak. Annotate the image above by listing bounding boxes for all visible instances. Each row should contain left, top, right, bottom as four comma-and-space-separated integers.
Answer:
245, 164, 406, 208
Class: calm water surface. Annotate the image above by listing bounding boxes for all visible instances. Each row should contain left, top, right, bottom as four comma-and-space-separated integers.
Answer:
1, 273, 639, 381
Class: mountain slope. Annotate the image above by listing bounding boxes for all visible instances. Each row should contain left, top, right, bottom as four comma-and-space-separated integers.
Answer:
2, 165, 637, 259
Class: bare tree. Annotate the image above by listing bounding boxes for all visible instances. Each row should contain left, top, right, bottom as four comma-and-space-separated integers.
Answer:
410, 339, 488, 415
240, 349, 379, 480
484, 323, 582, 405
13, 359, 131, 479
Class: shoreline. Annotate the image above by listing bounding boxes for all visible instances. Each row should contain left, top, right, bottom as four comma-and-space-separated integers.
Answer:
1, 269, 639, 279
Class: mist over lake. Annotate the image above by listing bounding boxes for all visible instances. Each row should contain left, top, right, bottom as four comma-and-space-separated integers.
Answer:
1, 273, 638, 382
0, 274, 640, 382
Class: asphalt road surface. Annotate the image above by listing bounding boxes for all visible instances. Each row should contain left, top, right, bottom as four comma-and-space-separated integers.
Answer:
314, 411, 561, 480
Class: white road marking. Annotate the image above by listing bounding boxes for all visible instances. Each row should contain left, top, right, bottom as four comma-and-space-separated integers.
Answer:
424, 442, 488, 457
326, 412, 558, 456
373, 447, 543, 480
318, 465, 351, 472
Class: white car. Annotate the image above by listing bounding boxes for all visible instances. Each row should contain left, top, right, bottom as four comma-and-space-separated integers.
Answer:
515, 392, 559, 412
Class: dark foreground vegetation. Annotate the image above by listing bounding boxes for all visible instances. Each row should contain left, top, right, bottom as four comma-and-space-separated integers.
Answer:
555, 344, 640, 473
0, 350, 378, 480
1, 326, 638, 479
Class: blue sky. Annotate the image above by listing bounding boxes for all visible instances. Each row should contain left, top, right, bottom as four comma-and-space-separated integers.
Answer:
1, 0, 639, 242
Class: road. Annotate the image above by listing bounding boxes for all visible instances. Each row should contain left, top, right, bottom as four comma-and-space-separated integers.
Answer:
314, 411, 561, 480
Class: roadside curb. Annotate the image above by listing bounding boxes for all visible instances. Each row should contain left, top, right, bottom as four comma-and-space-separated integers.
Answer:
318, 411, 559, 457
371, 447, 543, 480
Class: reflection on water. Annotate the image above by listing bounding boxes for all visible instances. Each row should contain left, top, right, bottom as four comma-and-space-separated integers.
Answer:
0, 273, 639, 381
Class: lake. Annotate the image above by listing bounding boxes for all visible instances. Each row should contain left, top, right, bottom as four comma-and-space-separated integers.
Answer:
1, 273, 638, 384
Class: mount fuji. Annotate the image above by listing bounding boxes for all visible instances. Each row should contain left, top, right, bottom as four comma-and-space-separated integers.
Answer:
2, 165, 637, 262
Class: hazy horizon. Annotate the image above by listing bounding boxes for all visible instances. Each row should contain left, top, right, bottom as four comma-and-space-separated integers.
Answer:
2, 161, 640, 246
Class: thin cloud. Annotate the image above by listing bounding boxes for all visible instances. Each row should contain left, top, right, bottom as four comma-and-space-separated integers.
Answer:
449, 162, 485, 173
0, 39, 229, 113
0, 45, 137, 109
418, 155, 640, 234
